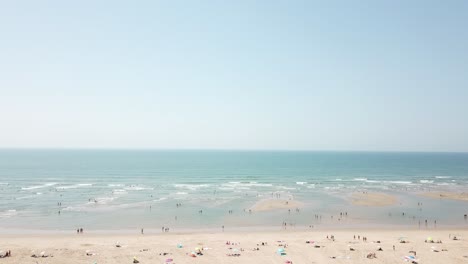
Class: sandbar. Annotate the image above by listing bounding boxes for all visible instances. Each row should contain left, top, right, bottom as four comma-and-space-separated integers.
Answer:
350, 192, 398, 206
250, 199, 303, 212
420, 191, 468, 201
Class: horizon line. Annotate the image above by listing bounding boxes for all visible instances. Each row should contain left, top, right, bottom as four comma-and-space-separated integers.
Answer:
0, 147, 467, 154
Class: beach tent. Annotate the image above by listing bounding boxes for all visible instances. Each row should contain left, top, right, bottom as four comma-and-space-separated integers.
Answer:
277, 248, 286, 255
177, 244, 183, 248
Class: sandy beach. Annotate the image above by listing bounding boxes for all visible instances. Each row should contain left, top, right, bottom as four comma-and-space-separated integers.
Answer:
1, 229, 467, 263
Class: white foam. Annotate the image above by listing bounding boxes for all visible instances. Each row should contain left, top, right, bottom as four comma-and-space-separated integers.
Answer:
221, 182, 272, 188
56, 183, 93, 190
112, 189, 128, 195
174, 184, 211, 190
365, 180, 381, 183
0, 182, 8, 185
353, 178, 367, 181
277, 186, 296, 190
99, 197, 116, 203
0, 210, 17, 218
437, 183, 455, 186
176, 192, 188, 195
124, 186, 154, 191
420, 180, 434, 184
108, 184, 124, 187
21, 182, 57, 190
387, 181, 412, 184
218, 187, 234, 190
296, 181, 307, 185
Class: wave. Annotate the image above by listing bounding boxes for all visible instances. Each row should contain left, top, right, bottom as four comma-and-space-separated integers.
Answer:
124, 186, 154, 191
112, 189, 128, 195
384, 181, 412, 185
108, 184, 124, 187
0, 209, 17, 218
353, 178, 367, 181
420, 180, 434, 184
296, 181, 307, 185
365, 180, 381, 183
56, 183, 93, 190
435, 176, 452, 179
174, 184, 211, 190
218, 187, 234, 190
437, 182, 455, 186
221, 182, 272, 188
21, 182, 57, 190
277, 186, 296, 190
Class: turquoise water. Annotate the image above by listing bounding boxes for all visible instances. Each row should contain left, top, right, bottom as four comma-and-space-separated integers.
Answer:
1, 150, 467, 232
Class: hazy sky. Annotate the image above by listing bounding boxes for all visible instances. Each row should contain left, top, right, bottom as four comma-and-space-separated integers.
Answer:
1, 1, 467, 151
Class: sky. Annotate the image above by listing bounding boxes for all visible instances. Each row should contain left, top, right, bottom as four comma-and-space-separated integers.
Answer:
1, 0, 467, 152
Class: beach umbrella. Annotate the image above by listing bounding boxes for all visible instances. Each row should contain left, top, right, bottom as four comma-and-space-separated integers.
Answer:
165, 258, 173, 262
277, 248, 285, 252
177, 243, 183, 248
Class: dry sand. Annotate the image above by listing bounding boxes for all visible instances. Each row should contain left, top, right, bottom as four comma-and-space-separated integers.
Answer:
350, 192, 398, 206
420, 192, 468, 201
0, 229, 467, 263
250, 199, 303, 212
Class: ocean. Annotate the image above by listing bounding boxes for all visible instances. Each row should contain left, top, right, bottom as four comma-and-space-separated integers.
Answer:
1, 149, 467, 232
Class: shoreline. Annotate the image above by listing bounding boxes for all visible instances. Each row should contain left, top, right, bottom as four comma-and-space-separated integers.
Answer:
2, 224, 468, 236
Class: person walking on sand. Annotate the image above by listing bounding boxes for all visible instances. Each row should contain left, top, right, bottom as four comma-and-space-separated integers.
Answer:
141, 228, 144, 234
